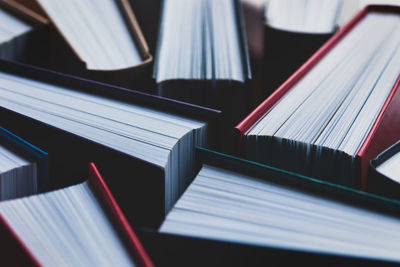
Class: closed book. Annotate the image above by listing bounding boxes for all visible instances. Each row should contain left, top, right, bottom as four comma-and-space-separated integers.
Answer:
154, 0, 252, 128
0, 163, 154, 267
0, 59, 221, 227
140, 147, 400, 266
236, 5, 400, 191
0, 126, 48, 197
0, 0, 49, 66
261, 0, 341, 98
31, 0, 153, 89
262, 26, 333, 99
369, 140, 400, 199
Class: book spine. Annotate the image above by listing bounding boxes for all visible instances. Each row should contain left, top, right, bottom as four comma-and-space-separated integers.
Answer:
0, 215, 40, 266
358, 75, 400, 189
88, 163, 154, 267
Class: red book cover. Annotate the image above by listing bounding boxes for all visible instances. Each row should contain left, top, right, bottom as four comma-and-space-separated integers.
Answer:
235, 5, 400, 190
88, 163, 154, 267
0, 163, 154, 267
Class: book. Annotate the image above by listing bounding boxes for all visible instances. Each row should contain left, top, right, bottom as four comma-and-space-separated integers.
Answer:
374, 143, 400, 182
8, 0, 48, 18
337, 0, 361, 26
266, 0, 342, 33
0, 0, 49, 65
236, 5, 400, 191
140, 148, 400, 265
369, 140, 400, 199
32, 0, 152, 88
153, 0, 251, 127
127, 0, 162, 54
360, 0, 400, 7
261, 0, 342, 98
0, 5, 31, 45
0, 126, 48, 200
0, 59, 221, 227
0, 163, 154, 266
337, 1, 400, 27
241, 0, 265, 61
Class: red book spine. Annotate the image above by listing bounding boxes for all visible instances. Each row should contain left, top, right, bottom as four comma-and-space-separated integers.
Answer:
88, 163, 154, 267
0, 163, 154, 266
357, 75, 400, 189
0, 214, 40, 266
235, 5, 382, 135
234, 5, 400, 189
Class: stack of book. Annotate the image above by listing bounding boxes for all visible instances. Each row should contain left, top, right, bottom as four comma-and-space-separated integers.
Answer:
0, 0, 399, 265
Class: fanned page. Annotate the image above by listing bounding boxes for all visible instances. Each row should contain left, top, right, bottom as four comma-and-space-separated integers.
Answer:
154, 0, 246, 82
0, 71, 208, 212
266, 0, 342, 33
0, 181, 135, 266
245, 11, 400, 186
377, 150, 400, 183
36, 0, 142, 70
0, 8, 31, 43
0, 144, 37, 200
161, 164, 400, 263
